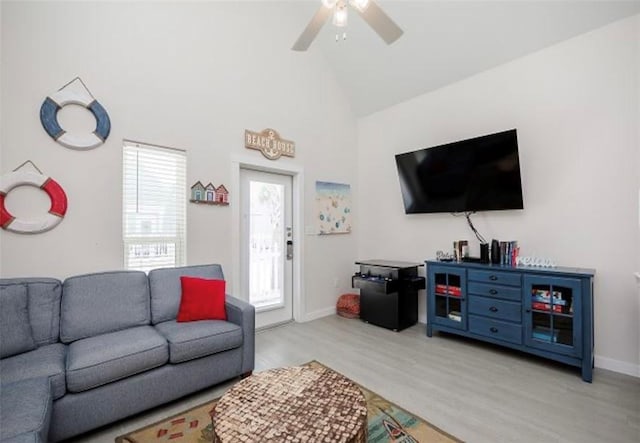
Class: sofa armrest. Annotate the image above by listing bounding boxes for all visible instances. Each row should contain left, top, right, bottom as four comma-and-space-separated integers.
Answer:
225, 295, 255, 374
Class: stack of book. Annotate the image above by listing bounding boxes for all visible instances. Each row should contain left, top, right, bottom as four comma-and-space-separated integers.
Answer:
532, 301, 563, 313
531, 289, 567, 313
448, 311, 462, 322
499, 241, 519, 266
532, 326, 558, 343
435, 284, 461, 297
453, 240, 468, 262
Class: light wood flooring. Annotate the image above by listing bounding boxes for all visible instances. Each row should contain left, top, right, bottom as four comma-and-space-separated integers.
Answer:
71, 315, 639, 442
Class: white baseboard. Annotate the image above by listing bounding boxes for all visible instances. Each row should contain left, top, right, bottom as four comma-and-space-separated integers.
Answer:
595, 355, 640, 378
302, 306, 336, 322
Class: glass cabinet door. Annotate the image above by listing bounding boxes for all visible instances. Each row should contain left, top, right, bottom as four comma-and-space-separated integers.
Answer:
429, 266, 467, 330
523, 275, 582, 357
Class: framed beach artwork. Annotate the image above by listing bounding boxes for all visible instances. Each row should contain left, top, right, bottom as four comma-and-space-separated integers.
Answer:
315, 181, 352, 235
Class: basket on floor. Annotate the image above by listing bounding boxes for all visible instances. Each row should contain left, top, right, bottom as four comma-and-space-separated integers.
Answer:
337, 293, 360, 319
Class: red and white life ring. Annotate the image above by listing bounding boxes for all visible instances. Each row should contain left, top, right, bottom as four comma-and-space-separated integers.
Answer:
0, 169, 67, 234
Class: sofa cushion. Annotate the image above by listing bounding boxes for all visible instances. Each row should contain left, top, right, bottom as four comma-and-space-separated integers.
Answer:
155, 320, 242, 363
0, 377, 52, 442
149, 265, 224, 324
177, 277, 227, 322
0, 278, 62, 346
0, 343, 67, 399
0, 284, 36, 358
61, 271, 150, 343
66, 326, 168, 393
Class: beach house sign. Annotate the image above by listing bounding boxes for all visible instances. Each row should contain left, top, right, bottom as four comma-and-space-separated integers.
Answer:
245, 128, 295, 160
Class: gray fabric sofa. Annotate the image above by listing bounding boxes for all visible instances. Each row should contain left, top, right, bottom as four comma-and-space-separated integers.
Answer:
0, 264, 255, 442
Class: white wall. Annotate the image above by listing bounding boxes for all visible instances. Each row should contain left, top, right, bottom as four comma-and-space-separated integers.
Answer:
357, 15, 640, 376
636, 13, 640, 371
0, 1, 358, 320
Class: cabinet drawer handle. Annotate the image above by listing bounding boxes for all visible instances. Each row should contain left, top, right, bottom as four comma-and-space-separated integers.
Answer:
490, 327, 499, 333
489, 289, 498, 295
489, 306, 498, 312
489, 275, 498, 281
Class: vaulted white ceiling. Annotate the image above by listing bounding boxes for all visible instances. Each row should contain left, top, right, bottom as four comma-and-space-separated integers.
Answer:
290, 0, 640, 117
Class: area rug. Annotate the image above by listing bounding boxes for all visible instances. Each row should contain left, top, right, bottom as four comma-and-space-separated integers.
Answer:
115, 361, 461, 443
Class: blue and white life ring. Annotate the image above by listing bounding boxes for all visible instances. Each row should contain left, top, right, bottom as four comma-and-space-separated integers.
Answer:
40, 82, 111, 150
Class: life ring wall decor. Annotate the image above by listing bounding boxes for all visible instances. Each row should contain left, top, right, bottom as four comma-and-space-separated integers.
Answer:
0, 161, 68, 234
39, 77, 111, 150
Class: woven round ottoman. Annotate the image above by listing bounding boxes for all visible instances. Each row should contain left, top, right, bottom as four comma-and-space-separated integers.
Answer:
212, 365, 367, 443
337, 293, 360, 319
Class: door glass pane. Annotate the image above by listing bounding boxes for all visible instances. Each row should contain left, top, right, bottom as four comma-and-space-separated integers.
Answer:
435, 295, 448, 318
434, 272, 462, 322
531, 312, 556, 343
448, 274, 461, 290
552, 285, 574, 315
531, 284, 573, 315
249, 180, 284, 309
552, 284, 573, 346
434, 273, 461, 296
554, 315, 574, 346
530, 284, 574, 346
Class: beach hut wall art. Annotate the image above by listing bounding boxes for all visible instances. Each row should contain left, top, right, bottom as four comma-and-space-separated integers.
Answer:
190, 181, 229, 206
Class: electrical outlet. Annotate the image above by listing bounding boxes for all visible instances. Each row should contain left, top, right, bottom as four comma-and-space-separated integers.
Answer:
333, 277, 339, 288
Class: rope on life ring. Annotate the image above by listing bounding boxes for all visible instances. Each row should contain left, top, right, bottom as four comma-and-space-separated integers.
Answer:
0, 161, 68, 234
39, 77, 111, 150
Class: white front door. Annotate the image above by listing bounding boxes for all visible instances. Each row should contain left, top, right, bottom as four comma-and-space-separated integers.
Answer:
240, 168, 293, 329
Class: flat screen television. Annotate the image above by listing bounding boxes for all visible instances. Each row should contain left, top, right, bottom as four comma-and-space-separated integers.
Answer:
395, 129, 524, 214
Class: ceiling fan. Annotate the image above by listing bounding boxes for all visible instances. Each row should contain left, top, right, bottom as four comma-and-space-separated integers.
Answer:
292, 0, 403, 51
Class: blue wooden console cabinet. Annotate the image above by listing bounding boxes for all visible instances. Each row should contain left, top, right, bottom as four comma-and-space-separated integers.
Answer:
426, 260, 595, 382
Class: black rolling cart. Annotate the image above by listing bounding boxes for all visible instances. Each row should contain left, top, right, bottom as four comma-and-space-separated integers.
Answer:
352, 260, 425, 331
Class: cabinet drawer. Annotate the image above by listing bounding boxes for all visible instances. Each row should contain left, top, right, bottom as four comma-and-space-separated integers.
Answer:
352, 276, 398, 294
358, 265, 399, 280
469, 296, 521, 323
468, 282, 521, 301
469, 315, 522, 345
468, 269, 521, 287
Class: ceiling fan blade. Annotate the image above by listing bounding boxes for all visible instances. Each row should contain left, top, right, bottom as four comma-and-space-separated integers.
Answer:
292, 5, 332, 51
354, 0, 403, 45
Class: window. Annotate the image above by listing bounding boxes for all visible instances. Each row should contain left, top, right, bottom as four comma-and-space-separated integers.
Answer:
123, 140, 186, 272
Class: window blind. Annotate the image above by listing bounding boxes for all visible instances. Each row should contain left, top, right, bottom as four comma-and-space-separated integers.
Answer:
122, 141, 187, 272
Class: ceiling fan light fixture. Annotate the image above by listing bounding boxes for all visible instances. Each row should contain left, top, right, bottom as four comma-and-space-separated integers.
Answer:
333, 3, 348, 27
349, 0, 370, 12
292, 0, 403, 51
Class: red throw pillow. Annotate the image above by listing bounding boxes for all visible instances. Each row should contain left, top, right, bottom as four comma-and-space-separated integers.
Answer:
177, 277, 227, 322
